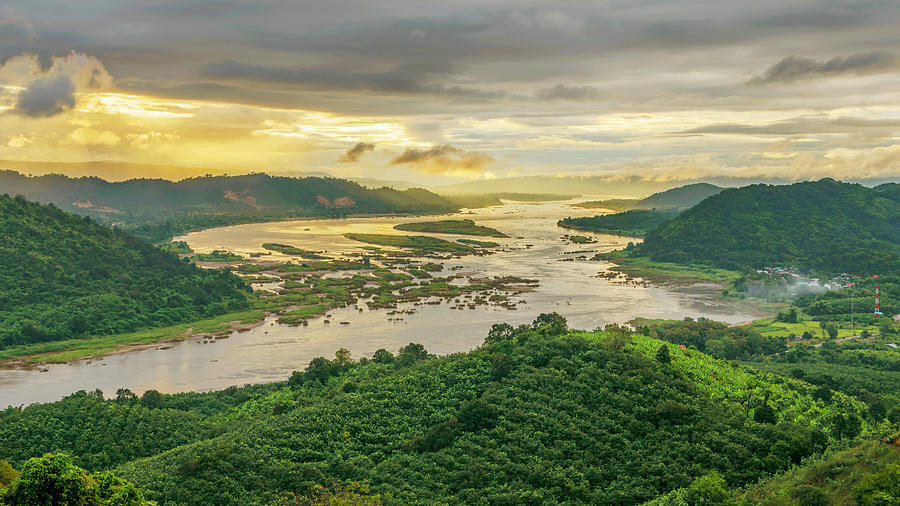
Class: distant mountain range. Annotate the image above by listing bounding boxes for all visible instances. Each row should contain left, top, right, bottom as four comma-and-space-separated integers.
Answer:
573, 183, 725, 211
435, 175, 679, 196
0, 171, 459, 241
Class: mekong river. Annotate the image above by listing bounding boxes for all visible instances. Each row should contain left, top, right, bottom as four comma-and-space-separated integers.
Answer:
0, 199, 763, 407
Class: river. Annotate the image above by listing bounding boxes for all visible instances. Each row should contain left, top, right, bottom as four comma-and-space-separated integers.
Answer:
0, 199, 764, 407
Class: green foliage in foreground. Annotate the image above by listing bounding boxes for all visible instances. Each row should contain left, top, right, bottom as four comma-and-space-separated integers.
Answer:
0, 453, 146, 505
633, 179, 900, 274
748, 339, 900, 432
637, 317, 787, 360
0, 316, 872, 504
0, 195, 251, 349
559, 209, 679, 237
393, 219, 508, 237
738, 438, 900, 505
343, 233, 474, 252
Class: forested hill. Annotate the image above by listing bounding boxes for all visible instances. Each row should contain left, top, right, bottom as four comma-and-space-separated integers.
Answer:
0, 316, 870, 504
573, 182, 725, 211
632, 179, 900, 274
637, 182, 724, 209
0, 195, 250, 348
0, 171, 458, 241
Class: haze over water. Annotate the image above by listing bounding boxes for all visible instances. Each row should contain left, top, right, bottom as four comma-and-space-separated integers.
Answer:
0, 199, 762, 407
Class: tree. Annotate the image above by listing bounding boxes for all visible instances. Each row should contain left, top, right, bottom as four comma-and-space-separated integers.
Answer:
458, 398, 500, 432
115, 388, 136, 403
484, 323, 516, 345
656, 344, 671, 364
397, 343, 429, 366
305, 357, 334, 384
604, 324, 631, 351
372, 348, 394, 364
878, 318, 895, 336
825, 323, 839, 340
532, 313, 567, 336
685, 472, 733, 505
139, 389, 164, 409
0, 460, 17, 489
490, 352, 516, 380
333, 348, 353, 369
0, 453, 146, 505
855, 462, 900, 506
754, 403, 777, 425
789, 484, 832, 506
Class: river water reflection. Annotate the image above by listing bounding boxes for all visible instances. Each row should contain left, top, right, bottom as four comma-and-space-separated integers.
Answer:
0, 199, 763, 407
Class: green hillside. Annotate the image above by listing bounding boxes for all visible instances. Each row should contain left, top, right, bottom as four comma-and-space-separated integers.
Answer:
0, 171, 459, 242
633, 179, 900, 273
574, 183, 725, 211
638, 183, 725, 209
0, 195, 250, 348
738, 438, 899, 505
559, 209, 678, 237
0, 316, 871, 504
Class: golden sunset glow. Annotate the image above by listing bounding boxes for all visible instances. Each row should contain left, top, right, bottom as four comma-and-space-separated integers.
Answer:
1, 2, 900, 185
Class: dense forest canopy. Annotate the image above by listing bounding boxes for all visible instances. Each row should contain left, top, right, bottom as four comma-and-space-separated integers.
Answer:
0, 195, 250, 348
0, 171, 459, 241
0, 315, 878, 504
632, 179, 900, 274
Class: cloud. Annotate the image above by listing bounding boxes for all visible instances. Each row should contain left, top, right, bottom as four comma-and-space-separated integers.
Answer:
204, 60, 504, 100
0, 8, 36, 41
1, 52, 113, 118
337, 142, 375, 163
748, 51, 898, 84
536, 84, 601, 101
679, 115, 900, 138
389, 144, 494, 177
69, 127, 121, 147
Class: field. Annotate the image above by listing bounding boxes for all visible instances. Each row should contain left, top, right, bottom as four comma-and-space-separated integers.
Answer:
749, 318, 882, 340
393, 219, 508, 237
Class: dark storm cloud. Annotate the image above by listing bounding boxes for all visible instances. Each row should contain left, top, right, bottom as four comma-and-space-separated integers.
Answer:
390, 145, 494, 175
536, 84, 601, 101
13, 74, 75, 117
204, 60, 505, 101
338, 142, 375, 163
748, 51, 899, 85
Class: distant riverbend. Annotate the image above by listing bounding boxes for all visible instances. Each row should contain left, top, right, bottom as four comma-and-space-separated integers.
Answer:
0, 199, 765, 407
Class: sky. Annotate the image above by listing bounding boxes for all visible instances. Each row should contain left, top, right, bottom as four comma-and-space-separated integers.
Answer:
1, 0, 900, 186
